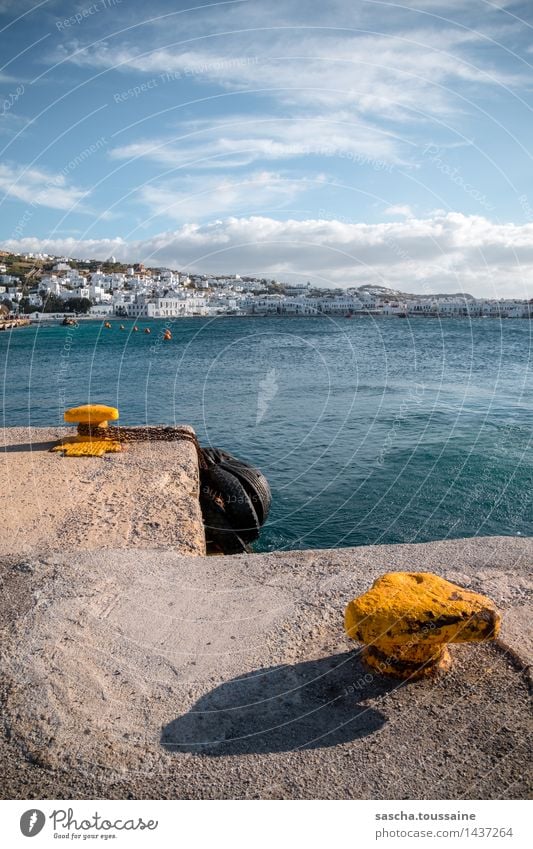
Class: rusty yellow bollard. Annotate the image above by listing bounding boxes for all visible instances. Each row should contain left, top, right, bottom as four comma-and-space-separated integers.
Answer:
51, 404, 122, 457
344, 572, 501, 679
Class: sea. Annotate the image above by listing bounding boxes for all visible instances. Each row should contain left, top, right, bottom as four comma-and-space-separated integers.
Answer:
1, 315, 532, 551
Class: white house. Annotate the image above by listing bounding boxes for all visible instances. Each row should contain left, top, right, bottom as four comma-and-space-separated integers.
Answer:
62, 286, 91, 300
40, 275, 65, 295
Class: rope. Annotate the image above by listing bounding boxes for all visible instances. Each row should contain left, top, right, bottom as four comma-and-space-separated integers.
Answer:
77, 423, 209, 469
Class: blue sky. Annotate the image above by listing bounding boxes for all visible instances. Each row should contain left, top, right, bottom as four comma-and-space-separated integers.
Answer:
1, 0, 533, 295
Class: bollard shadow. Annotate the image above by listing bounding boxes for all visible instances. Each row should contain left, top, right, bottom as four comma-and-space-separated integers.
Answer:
161, 650, 401, 757
1, 440, 59, 453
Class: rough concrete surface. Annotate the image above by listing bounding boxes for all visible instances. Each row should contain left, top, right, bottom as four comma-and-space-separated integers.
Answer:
1, 536, 531, 800
0, 427, 205, 556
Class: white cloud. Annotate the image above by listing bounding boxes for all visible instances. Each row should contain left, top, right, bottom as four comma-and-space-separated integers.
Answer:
110, 115, 405, 170
0, 163, 87, 210
4, 211, 533, 297
55, 11, 527, 186
136, 170, 319, 221
58, 23, 523, 123
385, 204, 414, 217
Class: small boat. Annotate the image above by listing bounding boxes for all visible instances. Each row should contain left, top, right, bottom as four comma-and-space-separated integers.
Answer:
104, 321, 112, 329
133, 326, 139, 332
120, 324, 125, 330
163, 329, 172, 341
144, 327, 151, 334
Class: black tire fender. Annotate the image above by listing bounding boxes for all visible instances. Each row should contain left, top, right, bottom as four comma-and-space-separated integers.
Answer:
201, 465, 260, 542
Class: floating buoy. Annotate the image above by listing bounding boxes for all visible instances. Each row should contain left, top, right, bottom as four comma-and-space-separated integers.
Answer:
104, 321, 111, 329
144, 327, 151, 334
163, 329, 172, 340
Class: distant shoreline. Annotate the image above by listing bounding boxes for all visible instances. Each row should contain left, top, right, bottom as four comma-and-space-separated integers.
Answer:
19, 312, 533, 324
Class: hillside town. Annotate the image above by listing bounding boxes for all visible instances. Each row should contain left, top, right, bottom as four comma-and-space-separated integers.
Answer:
0, 250, 531, 321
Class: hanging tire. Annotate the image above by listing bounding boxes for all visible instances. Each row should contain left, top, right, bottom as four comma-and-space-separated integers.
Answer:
218, 461, 271, 525
202, 465, 260, 543
199, 446, 271, 554
199, 495, 251, 554
202, 448, 271, 524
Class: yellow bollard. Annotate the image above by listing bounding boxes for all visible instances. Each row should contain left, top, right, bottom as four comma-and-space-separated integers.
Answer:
64, 403, 119, 429
344, 572, 501, 679
51, 404, 122, 457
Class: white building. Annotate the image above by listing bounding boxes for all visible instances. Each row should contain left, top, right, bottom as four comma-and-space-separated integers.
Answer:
244, 295, 284, 314
149, 293, 210, 317
40, 275, 65, 295
284, 282, 311, 296
315, 296, 365, 314
90, 303, 114, 316
62, 287, 91, 300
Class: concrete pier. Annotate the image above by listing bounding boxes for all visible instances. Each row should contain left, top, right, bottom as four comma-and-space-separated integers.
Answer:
1, 534, 531, 800
0, 426, 206, 557
0, 428, 531, 799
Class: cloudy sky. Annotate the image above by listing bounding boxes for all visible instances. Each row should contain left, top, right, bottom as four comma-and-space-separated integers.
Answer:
0, 0, 532, 295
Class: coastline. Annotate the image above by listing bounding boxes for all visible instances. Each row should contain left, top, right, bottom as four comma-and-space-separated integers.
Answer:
8, 313, 533, 326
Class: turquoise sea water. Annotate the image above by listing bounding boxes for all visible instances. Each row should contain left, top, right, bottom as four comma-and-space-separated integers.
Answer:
1, 316, 532, 551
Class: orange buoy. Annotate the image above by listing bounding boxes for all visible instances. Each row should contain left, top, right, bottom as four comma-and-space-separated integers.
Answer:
163, 329, 172, 340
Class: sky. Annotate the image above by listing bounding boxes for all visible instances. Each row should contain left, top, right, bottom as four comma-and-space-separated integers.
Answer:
0, 0, 533, 296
